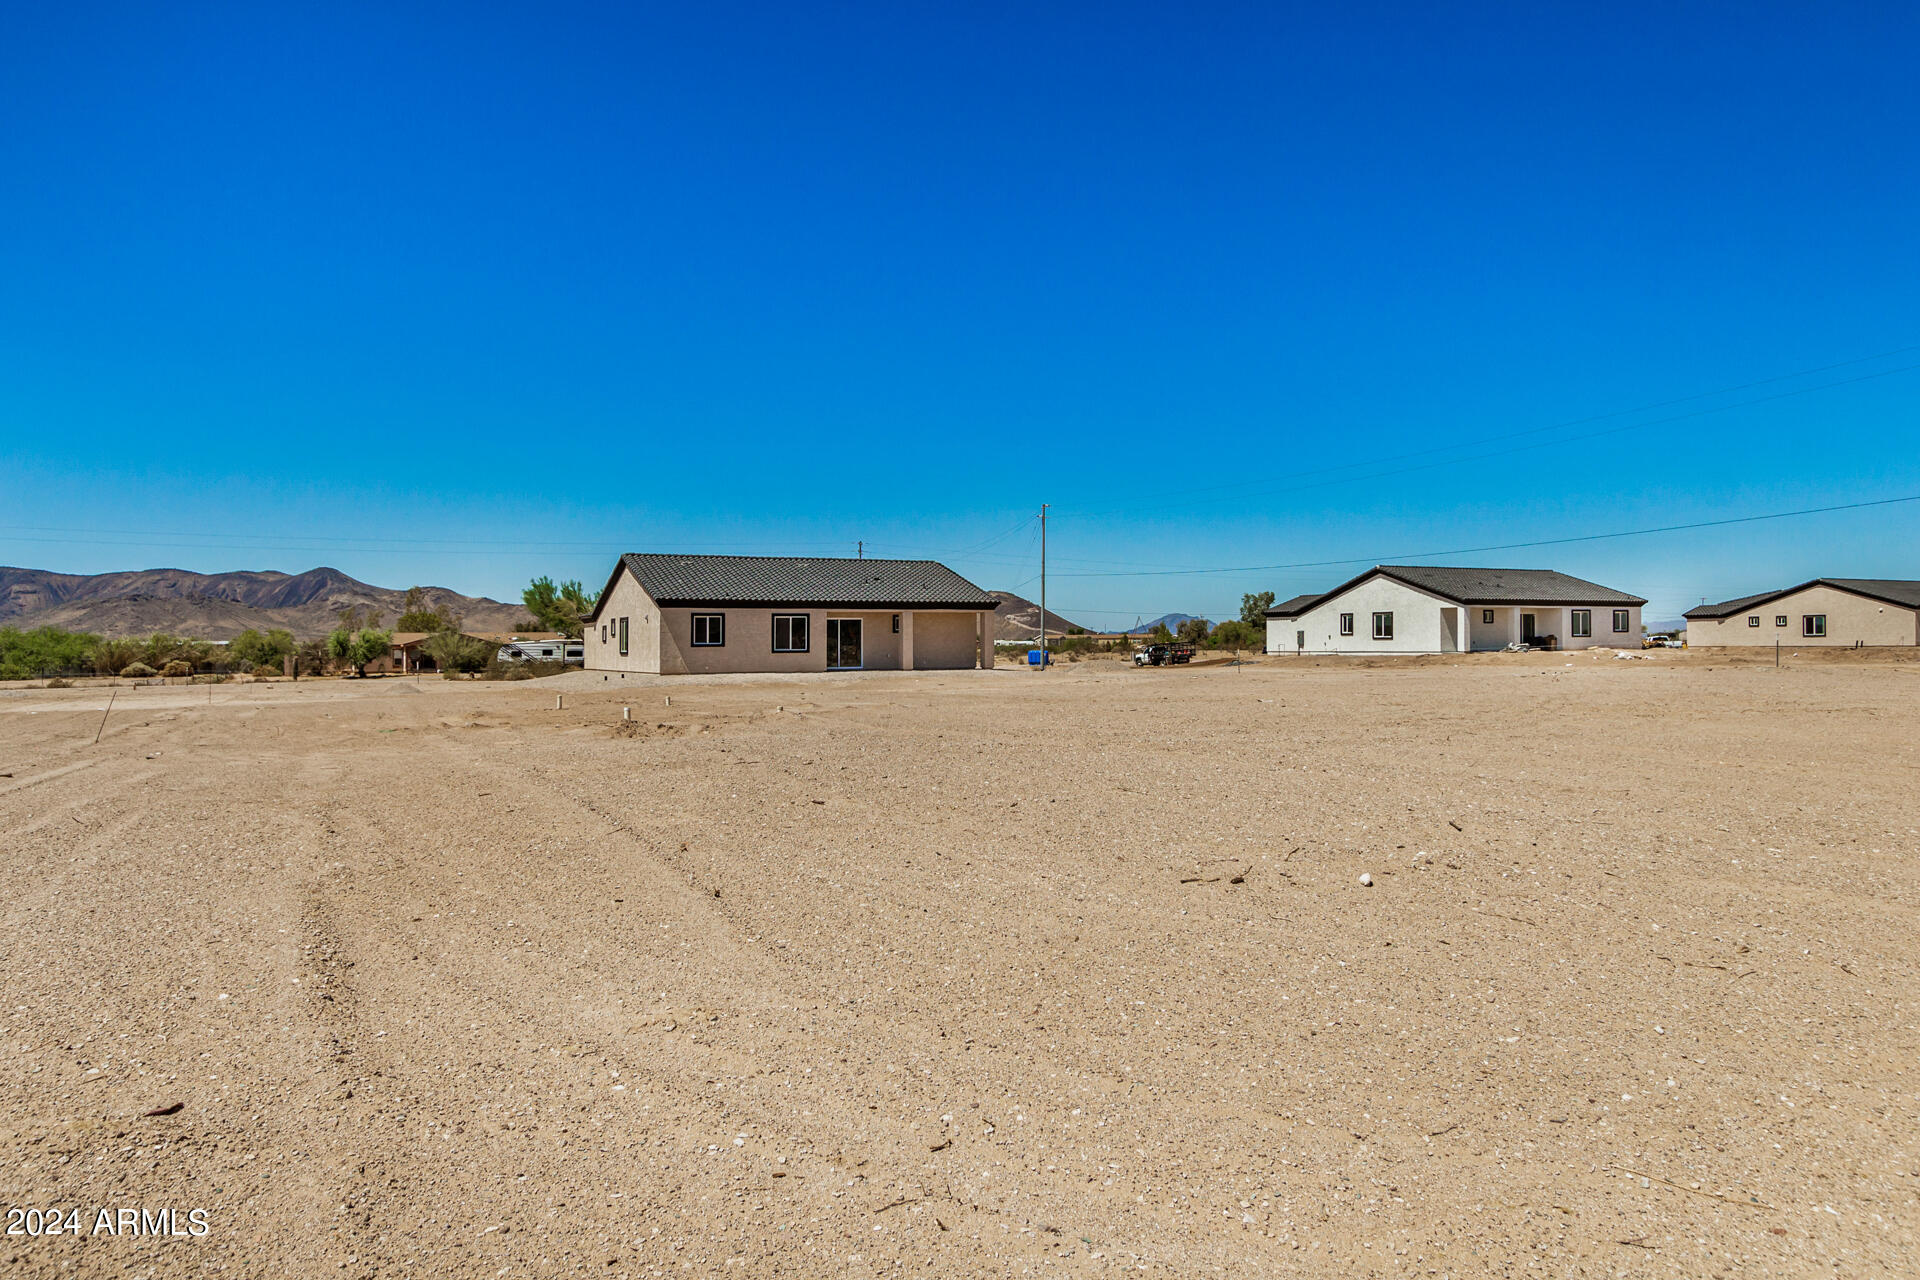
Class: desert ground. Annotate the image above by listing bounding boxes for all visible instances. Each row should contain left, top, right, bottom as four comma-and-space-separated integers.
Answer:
2, 650, 1915, 1278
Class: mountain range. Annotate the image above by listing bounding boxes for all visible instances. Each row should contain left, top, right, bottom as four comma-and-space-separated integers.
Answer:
1126, 612, 1200, 635
0, 566, 527, 640
0, 568, 1098, 644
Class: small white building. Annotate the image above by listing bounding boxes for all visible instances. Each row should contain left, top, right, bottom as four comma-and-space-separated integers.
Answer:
1265, 565, 1645, 656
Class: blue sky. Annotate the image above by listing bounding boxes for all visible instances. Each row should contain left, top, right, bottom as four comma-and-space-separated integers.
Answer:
3, 3, 1916, 625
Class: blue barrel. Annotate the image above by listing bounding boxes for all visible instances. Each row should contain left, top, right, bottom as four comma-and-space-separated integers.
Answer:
1027, 649, 1048, 666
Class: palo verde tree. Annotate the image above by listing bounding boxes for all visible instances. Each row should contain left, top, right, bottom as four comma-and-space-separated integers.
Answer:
1240, 591, 1275, 626
522, 576, 591, 638
1176, 617, 1212, 645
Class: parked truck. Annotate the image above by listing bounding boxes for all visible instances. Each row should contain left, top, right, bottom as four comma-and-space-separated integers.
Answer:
1132, 643, 1195, 667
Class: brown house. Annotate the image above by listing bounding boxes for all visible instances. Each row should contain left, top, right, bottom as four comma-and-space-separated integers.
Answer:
584, 554, 999, 675
1683, 578, 1920, 647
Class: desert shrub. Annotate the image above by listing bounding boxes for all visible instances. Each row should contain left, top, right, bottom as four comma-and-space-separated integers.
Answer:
0, 625, 100, 679
421, 630, 495, 674
191, 673, 227, 684
92, 638, 141, 676
46, 677, 73, 688
119, 662, 158, 678
481, 657, 571, 681
161, 660, 192, 678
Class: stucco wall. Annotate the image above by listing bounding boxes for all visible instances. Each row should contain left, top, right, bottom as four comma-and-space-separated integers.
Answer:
584, 570, 663, 673
911, 610, 982, 669
1687, 586, 1918, 647
1267, 578, 1459, 655
1268, 582, 1643, 655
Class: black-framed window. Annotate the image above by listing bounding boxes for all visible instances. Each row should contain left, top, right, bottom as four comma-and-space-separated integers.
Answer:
1571, 610, 1592, 638
772, 613, 809, 652
1775, 615, 1787, 627
618, 617, 629, 655
1371, 612, 1393, 640
1802, 614, 1826, 637
1612, 609, 1629, 633
1339, 613, 1354, 636
600, 624, 607, 643
692, 613, 725, 646
1482, 609, 1495, 625
1748, 616, 1761, 627
891, 613, 901, 633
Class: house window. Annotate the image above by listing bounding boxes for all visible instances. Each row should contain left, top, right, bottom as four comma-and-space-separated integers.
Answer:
1802, 614, 1826, 637
692, 613, 725, 646
1339, 613, 1354, 636
1612, 609, 1629, 633
1371, 612, 1393, 640
772, 614, 809, 652
1775, 616, 1787, 627
1571, 610, 1592, 638
891, 613, 901, 634
1482, 609, 1494, 625
1748, 616, 1761, 627
618, 617, 629, 656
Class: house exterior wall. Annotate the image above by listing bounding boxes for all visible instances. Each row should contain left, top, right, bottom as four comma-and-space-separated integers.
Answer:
1266, 578, 1459, 655
1687, 586, 1919, 647
584, 570, 663, 673
911, 610, 981, 669
1268, 581, 1643, 655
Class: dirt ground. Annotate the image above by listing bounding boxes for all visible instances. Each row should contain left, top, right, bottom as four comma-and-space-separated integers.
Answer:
2, 652, 1915, 1278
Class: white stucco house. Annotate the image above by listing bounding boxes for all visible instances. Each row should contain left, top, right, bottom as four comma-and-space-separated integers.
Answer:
1264, 565, 1646, 656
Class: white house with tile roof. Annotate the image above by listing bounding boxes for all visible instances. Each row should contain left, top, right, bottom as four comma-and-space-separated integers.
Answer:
1264, 566, 1646, 656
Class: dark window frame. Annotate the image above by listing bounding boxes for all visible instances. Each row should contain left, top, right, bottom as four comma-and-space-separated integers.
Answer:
1802, 614, 1826, 637
1775, 615, 1787, 627
1571, 609, 1592, 638
1612, 609, 1630, 633
891, 613, 901, 634
1339, 613, 1354, 636
1482, 609, 1495, 625
771, 613, 810, 653
691, 613, 726, 647
1371, 611, 1393, 641
1748, 616, 1761, 627
618, 616, 629, 656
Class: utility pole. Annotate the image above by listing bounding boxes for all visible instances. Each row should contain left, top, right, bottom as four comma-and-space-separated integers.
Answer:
857, 540, 863, 559
1039, 503, 1048, 668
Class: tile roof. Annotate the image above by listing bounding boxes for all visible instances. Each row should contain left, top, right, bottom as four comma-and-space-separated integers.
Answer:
1372, 565, 1646, 605
605, 554, 999, 611
1684, 578, 1920, 619
1263, 593, 1325, 617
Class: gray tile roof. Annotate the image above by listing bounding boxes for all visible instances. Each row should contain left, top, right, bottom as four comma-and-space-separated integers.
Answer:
1684, 578, 1920, 619
1373, 565, 1646, 606
610, 554, 999, 610
1263, 593, 1325, 618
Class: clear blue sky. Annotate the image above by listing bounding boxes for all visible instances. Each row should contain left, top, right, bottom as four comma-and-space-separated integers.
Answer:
4, 3, 1916, 625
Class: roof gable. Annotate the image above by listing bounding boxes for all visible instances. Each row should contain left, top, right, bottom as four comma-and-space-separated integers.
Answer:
592, 554, 998, 618
1684, 578, 1920, 619
1269, 565, 1645, 613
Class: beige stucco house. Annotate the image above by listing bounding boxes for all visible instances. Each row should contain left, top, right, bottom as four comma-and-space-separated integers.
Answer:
1264, 565, 1645, 655
583, 554, 999, 675
1682, 579, 1920, 647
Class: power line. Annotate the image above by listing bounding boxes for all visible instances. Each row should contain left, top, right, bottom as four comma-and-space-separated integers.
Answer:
1053, 491, 1920, 579
1061, 348, 1920, 518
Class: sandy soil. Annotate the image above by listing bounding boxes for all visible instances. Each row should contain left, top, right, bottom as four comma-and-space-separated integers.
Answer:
2, 653, 1915, 1277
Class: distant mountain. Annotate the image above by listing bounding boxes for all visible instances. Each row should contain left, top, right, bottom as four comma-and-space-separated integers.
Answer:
1127, 612, 1200, 635
0, 566, 526, 640
988, 590, 1087, 641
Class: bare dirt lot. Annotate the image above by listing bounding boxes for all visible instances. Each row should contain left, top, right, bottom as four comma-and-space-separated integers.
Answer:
3, 653, 1916, 1277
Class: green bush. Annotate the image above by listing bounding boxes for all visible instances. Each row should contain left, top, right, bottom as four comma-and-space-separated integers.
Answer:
0, 626, 100, 679
119, 662, 158, 678
46, 677, 73, 688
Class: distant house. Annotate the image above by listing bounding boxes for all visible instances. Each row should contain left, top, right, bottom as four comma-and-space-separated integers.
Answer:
1683, 579, 1920, 647
370, 630, 572, 673
584, 554, 1000, 675
1264, 565, 1645, 655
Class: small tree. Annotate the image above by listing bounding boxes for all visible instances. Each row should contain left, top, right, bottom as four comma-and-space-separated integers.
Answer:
421, 630, 496, 675
294, 637, 332, 677
1149, 622, 1175, 644
327, 627, 393, 677
1209, 619, 1259, 651
1240, 592, 1275, 626
396, 586, 462, 633
0, 626, 99, 679
230, 628, 296, 670
1176, 617, 1212, 645
523, 576, 591, 638
91, 637, 142, 676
